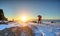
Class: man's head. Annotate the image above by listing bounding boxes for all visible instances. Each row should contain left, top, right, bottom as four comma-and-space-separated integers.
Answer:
38, 15, 41, 17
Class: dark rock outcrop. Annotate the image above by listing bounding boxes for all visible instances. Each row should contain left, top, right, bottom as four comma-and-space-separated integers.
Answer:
0, 9, 7, 21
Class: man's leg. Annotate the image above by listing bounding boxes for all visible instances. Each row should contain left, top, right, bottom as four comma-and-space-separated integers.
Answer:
40, 21, 41, 24
38, 20, 39, 24
40, 20, 42, 24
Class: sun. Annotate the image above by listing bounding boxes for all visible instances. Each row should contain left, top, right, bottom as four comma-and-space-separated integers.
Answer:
21, 16, 27, 22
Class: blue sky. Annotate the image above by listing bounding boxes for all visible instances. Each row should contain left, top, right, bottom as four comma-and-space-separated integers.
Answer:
0, 0, 60, 20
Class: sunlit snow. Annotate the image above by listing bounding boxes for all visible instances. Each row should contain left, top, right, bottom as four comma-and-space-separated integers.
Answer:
0, 21, 60, 36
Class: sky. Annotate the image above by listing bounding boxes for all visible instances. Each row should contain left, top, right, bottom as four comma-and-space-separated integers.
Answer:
0, 0, 60, 20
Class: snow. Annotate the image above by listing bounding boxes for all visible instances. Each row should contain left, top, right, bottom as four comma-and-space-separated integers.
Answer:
0, 21, 60, 36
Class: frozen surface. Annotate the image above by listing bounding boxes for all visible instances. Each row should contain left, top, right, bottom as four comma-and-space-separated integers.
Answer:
0, 21, 60, 36
28, 22, 60, 36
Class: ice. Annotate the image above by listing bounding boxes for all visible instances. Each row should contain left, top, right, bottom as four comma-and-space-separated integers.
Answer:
0, 21, 60, 36
28, 21, 60, 36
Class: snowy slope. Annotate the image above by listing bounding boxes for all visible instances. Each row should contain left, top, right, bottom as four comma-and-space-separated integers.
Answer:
0, 21, 60, 36
28, 22, 60, 36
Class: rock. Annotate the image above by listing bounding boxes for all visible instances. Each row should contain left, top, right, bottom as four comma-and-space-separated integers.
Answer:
0, 26, 35, 36
0, 9, 7, 21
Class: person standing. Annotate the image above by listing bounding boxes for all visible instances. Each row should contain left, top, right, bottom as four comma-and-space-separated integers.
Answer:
38, 15, 42, 24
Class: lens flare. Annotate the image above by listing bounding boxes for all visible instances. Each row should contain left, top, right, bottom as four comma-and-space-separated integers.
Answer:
21, 16, 27, 22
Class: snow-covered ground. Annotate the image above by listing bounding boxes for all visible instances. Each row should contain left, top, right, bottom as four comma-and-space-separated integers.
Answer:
28, 22, 60, 36
0, 21, 60, 36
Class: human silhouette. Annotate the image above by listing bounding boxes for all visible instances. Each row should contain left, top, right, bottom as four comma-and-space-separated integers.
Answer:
38, 15, 42, 24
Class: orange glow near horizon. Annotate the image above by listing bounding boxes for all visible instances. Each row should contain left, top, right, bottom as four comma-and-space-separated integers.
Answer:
21, 16, 27, 22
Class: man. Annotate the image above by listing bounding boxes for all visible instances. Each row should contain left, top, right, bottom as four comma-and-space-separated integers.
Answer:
38, 15, 42, 24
